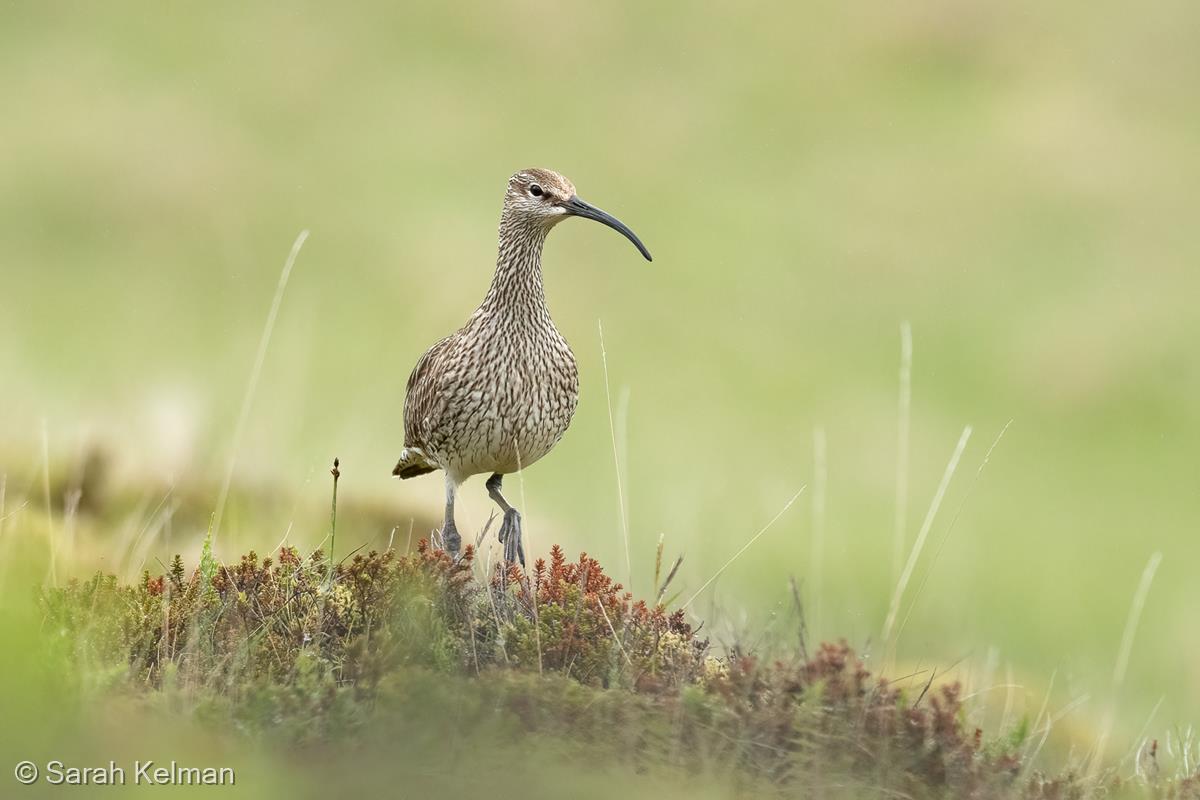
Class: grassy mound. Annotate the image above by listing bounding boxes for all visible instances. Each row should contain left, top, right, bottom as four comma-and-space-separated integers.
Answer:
41, 536, 1199, 799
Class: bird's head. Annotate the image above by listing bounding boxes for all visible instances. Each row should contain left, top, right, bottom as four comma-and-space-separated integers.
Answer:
504, 168, 652, 261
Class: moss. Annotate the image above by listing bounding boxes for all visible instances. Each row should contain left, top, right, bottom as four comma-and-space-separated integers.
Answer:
40, 542, 1198, 799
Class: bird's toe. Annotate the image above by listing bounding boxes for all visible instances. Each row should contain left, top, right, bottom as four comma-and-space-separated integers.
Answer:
501, 509, 524, 567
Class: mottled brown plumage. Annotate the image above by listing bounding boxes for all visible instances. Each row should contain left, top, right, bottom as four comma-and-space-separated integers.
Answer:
393, 168, 651, 564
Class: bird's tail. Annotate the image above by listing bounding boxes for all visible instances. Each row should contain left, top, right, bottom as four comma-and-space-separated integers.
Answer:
392, 446, 437, 480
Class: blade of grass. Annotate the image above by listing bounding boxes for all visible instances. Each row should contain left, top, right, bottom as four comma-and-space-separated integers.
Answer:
326, 458, 340, 588
682, 485, 806, 610
882, 425, 972, 652
893, 321, 912, 585
1089, 551, 1163, 776
810, 426, 826, 640
657, 552, 683, 606
598, 319, 632, 585
1121, 695, 1166, 770
511, 442, 541, 676
212, 229, 309, 546
41, 418, 56, 586
595, 594, 633, 669
894, 420, 1011, 644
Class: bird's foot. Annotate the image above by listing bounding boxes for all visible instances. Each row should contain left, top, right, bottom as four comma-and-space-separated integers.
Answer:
497, 508, 524, 568
440, 522, 462, 559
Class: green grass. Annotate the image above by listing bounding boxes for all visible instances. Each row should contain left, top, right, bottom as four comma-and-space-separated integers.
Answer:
3, 461, 1197, 797
20, 518, 1196, 799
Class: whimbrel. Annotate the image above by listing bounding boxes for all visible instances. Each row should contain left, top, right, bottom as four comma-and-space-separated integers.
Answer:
393, 168, 652, 566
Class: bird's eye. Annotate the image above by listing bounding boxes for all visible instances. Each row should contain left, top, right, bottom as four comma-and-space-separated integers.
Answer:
529, 184, 544, 198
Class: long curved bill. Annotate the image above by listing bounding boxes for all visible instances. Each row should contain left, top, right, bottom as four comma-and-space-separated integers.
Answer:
564, 195, 653, 262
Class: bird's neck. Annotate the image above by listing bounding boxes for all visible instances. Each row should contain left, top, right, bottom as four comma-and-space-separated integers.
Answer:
480, 212, 551, 321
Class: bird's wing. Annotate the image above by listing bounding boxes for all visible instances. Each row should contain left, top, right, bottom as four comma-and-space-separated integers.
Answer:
402, 333, 457, 449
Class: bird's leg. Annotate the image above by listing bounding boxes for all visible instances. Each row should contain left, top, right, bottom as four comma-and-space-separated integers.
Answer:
441, 474, 462, 558
486, 473, 524, 568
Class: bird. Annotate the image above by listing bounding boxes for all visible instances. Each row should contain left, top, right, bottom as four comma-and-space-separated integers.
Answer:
393, 168, 652, 567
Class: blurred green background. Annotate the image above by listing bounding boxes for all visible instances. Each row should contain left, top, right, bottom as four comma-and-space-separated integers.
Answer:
2, 0, 1197, 764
